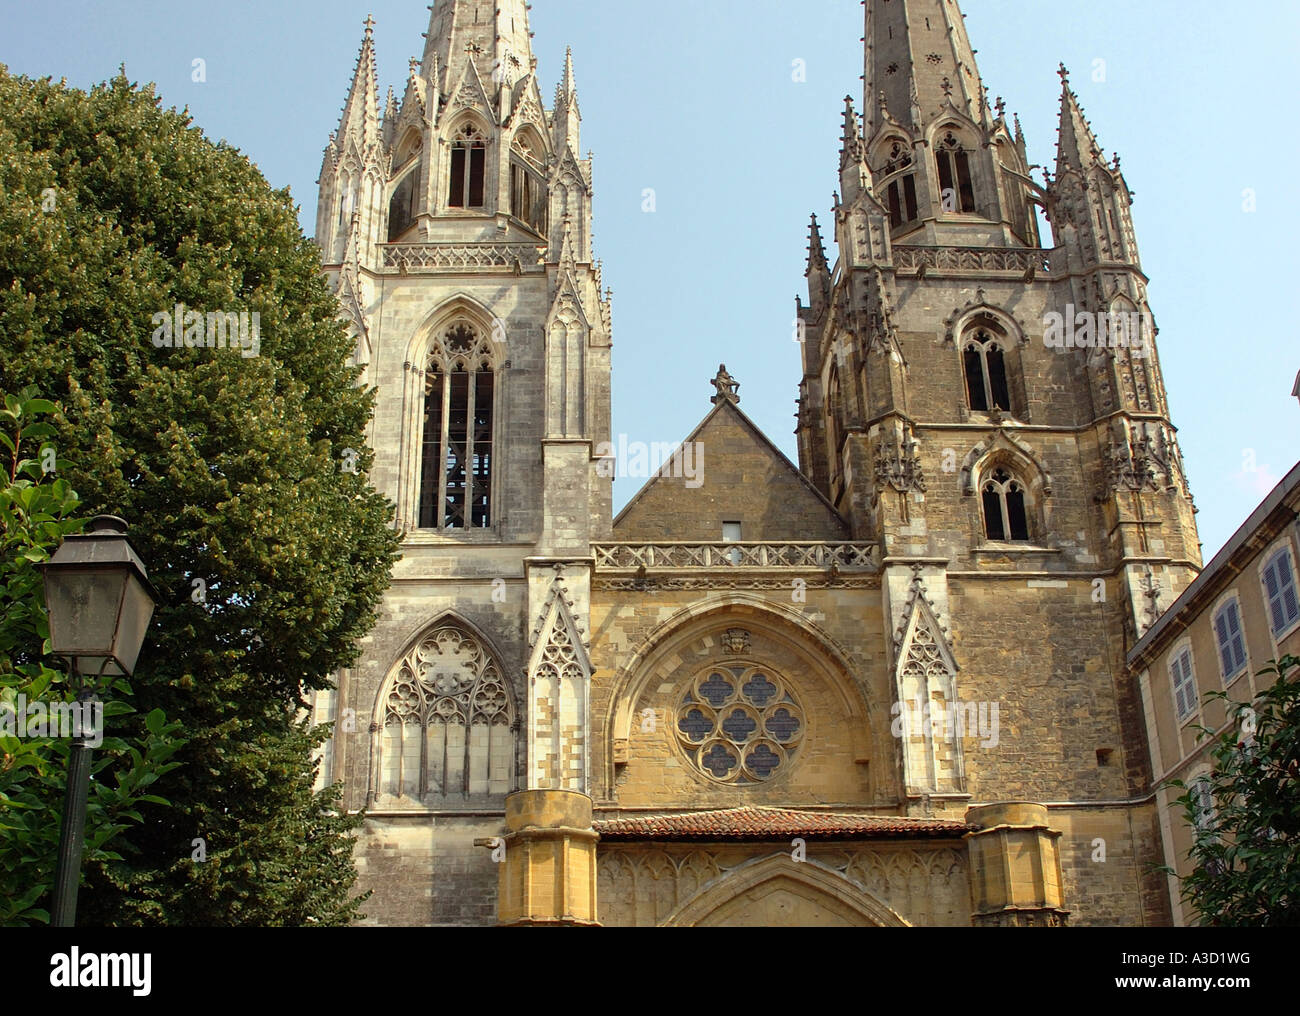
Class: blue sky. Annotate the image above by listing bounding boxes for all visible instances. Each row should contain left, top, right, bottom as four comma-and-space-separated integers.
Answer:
5, 1, 1298, 560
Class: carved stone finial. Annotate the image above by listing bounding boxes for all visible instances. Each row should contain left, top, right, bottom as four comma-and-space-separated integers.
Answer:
941, 76, 953, 99
364, 13, 376, 39
711, 364, 740, 406
1058, 63, 1070, 86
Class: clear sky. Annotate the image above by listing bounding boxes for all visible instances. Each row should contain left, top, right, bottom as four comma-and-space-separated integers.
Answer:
4, 1, 1298, 561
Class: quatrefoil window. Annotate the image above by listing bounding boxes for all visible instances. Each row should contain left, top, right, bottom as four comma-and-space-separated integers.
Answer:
676, 666, 805, 786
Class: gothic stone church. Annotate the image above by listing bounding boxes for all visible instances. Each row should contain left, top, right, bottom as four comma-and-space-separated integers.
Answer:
312, 0, 1202, 926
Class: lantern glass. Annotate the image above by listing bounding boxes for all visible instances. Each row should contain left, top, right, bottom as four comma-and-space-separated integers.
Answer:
41, 517, 157, 679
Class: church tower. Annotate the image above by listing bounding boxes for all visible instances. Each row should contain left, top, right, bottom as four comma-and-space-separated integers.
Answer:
315, 2, 610, 926
795, 0, 1203, 924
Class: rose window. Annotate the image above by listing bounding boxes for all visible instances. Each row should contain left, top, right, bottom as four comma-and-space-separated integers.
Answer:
676, 666, 804, 785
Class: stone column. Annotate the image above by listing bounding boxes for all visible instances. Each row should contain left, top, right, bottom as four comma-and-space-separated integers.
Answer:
497, 789, 599, 926
965, 802, 1069, 927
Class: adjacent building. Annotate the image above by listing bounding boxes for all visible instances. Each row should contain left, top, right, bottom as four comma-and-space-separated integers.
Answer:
1129, 461, 1300, 925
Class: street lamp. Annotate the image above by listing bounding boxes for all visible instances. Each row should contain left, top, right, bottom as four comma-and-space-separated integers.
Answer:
40, 515, 158, 927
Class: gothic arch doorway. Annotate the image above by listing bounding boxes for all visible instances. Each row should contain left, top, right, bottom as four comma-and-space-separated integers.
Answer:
661, 855, 910, 927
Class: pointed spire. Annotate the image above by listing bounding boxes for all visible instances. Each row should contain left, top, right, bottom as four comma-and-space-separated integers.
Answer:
382, 85, 398, 148
421, 0, 535, 97
559, 215, 578, 269
806, 214, 828, 276
336, 15, 381, 148
552, 45, 582, 154
864, 0, 986, 138
1055, 64, 1107, 174
840, 95, 865, 170
561, 46, 577, 97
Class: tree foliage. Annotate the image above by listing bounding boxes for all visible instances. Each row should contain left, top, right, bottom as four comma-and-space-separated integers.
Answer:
0, 67, 398, 924
0, 388, 184, 926
1169, 655, 1300, 926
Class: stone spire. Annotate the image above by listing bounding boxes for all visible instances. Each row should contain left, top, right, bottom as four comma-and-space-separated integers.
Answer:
421, 0, 535, 97
840, 95, 866, 170
552, 46, 582, 156
335, 15, 381, 148
1054, 64, 1106, 174
806, 214, 828, 276
863, 0, 986, 139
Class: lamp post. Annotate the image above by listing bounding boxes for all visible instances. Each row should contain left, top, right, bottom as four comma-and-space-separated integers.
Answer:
40, 515, 158, 927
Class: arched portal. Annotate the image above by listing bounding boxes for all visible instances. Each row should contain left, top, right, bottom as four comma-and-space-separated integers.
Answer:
662, 855, 910, 927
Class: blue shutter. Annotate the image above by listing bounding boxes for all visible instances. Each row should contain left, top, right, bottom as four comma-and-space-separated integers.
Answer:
1281, 554, 1300, 628
1225, 601, 1248, 674
1173, 651, 1196, 719
1214, 609, 1234, 677
1264, 555, 1288, 634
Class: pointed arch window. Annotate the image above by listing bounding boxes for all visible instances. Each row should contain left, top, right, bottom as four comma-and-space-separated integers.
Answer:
420, 322, 496, 529
510, 136, 548, 234
449, 123, 487, 209
935, 131, 976, 213
877, 140, 919, 230
376, 625, 516, 802
963, 325, 1011, 413
982, 467, 1030, 542
388, 163, 422, 241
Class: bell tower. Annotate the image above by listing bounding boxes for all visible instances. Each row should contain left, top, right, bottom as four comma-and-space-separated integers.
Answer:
795, 0, 1201, 926
316, 2, 609, 926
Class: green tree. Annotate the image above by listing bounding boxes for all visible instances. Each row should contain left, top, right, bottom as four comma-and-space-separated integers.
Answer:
1168, 655, 1300, 926
0, 67, 398, 924
0, 388, 184, 926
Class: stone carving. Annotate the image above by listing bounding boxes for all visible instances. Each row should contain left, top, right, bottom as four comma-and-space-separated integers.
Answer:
710, 364, 740, 405
383, 243, 544, 273
592, 542, 878, 570
894, 245, 1055, 277
721, 628, 751, 655
873, 423, 927, 500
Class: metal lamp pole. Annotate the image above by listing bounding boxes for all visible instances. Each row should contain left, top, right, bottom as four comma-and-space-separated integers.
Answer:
41, 516, 158, 928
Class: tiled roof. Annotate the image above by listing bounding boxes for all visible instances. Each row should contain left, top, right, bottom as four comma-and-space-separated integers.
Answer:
593, 807, 973, 842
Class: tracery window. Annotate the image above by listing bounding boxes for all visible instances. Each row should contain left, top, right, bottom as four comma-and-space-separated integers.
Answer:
448, 123, 487, 209
935, 131, 976, 213
420, 322, 496, 529
676, 666, 804, 785
981, 467, 1030, 542
877, 140, 918, 230
963, 324, 1011, 413
378, 626, 515, 801
510, 136, 548, 234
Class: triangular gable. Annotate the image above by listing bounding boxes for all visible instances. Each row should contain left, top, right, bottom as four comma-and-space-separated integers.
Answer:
444, 55, 495, 125
612, 398, 848, 541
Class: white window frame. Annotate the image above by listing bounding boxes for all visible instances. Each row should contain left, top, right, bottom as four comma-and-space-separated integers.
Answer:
1169, 644, 1198, 724
1211, 593, 1249, 687
1258, 539, 1300, 643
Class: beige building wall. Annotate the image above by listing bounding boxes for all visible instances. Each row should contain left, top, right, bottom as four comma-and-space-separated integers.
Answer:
1130, 463, 1300, 925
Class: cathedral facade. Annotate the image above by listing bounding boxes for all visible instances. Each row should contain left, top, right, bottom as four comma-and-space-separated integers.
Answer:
314, 0, 1203, 926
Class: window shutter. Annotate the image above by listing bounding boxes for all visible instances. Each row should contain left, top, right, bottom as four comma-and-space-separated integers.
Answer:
1214, 609, 1233, 677
1281, 555, 1300, 627
1226, 602, 1247, 673
1264, 553, 1296, 634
